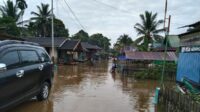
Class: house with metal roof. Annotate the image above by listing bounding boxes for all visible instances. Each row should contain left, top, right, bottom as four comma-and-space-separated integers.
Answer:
153, 35, 180, 52
125, 51, 177, 61
25, 37, 67, 63
59, 40, 82, 64
176, 21, 200, 85
81, 42, 102, 61
179, 21, 200, 49
25, 37, 101, 64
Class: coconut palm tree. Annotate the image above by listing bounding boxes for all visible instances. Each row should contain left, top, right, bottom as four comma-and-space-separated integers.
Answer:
16, 0, 27, 36
16, 0, 27, 11
0, 0, 22, 22
31, 3, 51, 37
114, 34, 133, 52
16, 0, 27, 23
117, 34, 133, 47
134, 11, 164, 51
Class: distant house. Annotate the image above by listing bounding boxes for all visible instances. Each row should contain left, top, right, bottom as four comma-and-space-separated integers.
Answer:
153, 35, 180, 52
25, 37, 101, 64
81, 42, 102, 60
124, 51, 177, 61
59, 40, 82, 64
179, 29, 200, 52
25, 37, 67, 63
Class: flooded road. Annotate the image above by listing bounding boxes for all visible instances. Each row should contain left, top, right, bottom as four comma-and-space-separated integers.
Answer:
9, 61, 158, 112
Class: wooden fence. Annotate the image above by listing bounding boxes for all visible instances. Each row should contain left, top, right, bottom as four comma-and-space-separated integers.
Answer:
159, 86, 200, 112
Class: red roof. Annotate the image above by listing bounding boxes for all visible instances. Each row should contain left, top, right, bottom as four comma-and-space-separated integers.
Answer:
125, 51, 177, 61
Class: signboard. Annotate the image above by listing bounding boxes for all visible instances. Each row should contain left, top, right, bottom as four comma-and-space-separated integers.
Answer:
181, 46, 200, 52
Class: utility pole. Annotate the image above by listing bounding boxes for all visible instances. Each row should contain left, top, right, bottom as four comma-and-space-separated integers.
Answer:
160, 0, 171, 87
51, 0, 55, 63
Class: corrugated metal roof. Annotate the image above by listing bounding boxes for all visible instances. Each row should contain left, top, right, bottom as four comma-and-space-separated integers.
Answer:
125, 51, 177, 61
59, 40, 80, 50
25, 37, 67, 47
81, 42, 101, 50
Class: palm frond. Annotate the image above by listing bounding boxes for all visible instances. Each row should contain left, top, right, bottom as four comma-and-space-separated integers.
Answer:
153, 35, 164, 43
134, 27, 145, 35
134, 36, 144, 45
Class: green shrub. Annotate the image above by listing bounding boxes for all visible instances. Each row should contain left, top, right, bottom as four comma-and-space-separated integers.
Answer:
134, 62, 176, 80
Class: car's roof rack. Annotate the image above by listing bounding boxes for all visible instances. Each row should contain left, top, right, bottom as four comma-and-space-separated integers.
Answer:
0, 40, 40, 47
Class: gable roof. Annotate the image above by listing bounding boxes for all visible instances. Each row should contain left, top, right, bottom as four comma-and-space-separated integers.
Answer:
59, 40, 80, 51
81, 42, 101, 50
179, 21, 200, 28
24, 37, 67, 47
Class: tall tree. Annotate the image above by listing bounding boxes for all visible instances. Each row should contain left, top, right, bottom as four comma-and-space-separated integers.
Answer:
16, 0, 27, 36
16, 0, 27, 11
46, 18, 69, 37
134, 11, 164, 51
113, 34, 133, 52
71, 30, 89, 41
0, 0, 22, 22
0, 16, 20, 36
31, 3, 51, 37
89, 33, 111, 51
117, 34, 133, 47
0, 0, 27, 36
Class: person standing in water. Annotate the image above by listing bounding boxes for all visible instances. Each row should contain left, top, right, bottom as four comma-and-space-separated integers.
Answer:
111, 57, 117, 73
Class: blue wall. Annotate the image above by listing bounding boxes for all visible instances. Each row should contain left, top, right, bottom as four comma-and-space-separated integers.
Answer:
176, 53, 200, 83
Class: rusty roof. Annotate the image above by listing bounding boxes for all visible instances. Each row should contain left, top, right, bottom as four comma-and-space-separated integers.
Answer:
125, 51, 177, 61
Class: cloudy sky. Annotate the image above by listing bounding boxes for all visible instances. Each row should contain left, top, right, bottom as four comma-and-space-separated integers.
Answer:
1, 0, 200, 46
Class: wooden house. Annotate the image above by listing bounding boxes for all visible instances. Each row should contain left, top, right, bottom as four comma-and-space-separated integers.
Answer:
25, 37, 67, 63
81, 42, 102, 61
25, 37, 101, 64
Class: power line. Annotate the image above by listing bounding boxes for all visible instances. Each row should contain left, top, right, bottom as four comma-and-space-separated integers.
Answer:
91, 0, 137, 17
62, 0, 86, 30
59, 0, 80, 28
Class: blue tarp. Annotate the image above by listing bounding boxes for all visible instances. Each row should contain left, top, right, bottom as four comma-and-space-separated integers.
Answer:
118, 56, 126, 61
176, 53, 200, 84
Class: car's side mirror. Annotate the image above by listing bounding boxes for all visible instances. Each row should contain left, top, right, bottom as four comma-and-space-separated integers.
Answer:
0, 63, 7, 72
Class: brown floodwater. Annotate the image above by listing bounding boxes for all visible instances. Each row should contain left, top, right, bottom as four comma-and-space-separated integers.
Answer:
8, 61, 158, 112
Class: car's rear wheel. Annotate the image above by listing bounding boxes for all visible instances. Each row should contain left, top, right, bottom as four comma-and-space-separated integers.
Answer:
37, 82, 50, 101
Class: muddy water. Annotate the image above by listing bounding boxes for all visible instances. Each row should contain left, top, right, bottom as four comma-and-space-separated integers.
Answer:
8, 61, 158, 112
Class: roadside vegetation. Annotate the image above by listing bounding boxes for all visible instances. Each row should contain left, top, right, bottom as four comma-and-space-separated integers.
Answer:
134, 62, 177, 80
112, 11, 165, 56
0, 0, 111, 54
112, 11, 176, 80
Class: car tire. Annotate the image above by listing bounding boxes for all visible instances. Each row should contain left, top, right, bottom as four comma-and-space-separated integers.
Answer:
37, 82, 50, 101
